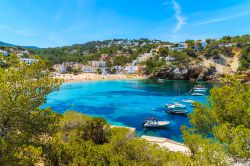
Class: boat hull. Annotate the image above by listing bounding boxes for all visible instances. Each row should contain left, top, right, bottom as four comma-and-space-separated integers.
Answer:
191, 93, 204, 96
165, 109, 188, 115
143, 124, 167, 128
143, 121, 170, 128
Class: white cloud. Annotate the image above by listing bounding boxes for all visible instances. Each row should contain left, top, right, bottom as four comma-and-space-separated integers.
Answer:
196, 11, 250, 25
171, 0, 186, 33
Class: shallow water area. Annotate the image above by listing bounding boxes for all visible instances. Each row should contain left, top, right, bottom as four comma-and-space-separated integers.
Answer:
42, 79, 214, 142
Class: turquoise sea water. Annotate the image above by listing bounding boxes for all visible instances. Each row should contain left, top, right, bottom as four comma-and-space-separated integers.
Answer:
42, 79, 214, 142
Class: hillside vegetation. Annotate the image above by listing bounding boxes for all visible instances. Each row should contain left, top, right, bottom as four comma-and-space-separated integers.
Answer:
0, 55, 249, 165
1, 35, 250, 81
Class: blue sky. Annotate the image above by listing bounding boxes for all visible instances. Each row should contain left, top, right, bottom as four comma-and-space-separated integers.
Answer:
0, 0, 250, 47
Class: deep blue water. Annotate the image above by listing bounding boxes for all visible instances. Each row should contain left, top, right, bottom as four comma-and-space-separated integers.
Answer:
42, 79, 214, 142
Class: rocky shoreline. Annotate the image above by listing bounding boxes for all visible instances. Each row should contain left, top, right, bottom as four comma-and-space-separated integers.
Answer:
150, 64, 250, 83
149, 65, 219, 81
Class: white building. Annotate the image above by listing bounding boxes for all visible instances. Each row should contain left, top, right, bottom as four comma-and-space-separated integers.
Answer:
0, 50, 9, 56
89, 61, 107, 68
113, 65, 123, 70
101, 68, 109, 75
82, 66, 96, 73
20, 58, 38, 65
123, 66, 138, 74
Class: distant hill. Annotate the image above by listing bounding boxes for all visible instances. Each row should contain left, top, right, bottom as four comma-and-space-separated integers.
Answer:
0, 41, 40, 49
22, 46, 41, 50
0, 41, 15, 47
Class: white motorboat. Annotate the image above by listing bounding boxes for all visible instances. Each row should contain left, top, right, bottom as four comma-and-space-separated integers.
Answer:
193, 85, 207, 93
157, 79, 165, 83
182, 99, 194, 103
166, 102, 186, 109
166, 109, 188, 115
191, 92, 204, 96
143, 117, 170, 128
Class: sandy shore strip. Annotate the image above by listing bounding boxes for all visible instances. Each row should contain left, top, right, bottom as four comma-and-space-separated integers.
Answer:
53, 73, 146, 83
141, 135, 191, 156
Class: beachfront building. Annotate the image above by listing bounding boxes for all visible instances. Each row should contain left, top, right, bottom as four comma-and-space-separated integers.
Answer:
89, 60, 107, 68
82, 66, 96, 73
20, 58, 38, 65
101, 68, 109, 75
123, 65, 138, 74
113, 65, 124, 74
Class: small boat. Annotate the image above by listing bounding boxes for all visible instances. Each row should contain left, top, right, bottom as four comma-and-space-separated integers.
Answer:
193, 85, 207, 93
182, 99, 194, 103
166, 102, 186, 109
191, 92, 204, 96
143, 117, 170, 128
166, 109, 188, 115
157, 79, 165, 83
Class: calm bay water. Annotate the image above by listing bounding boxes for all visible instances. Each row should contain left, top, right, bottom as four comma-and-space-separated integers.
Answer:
42, 79, 214, 142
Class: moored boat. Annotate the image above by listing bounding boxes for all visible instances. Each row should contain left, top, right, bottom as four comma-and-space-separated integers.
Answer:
165, 108, 188, 115
190, 85, 207, 96
193, 85, 207, 93
143, 117, 170, 128
182, 99, 194, 103
157, 79, 165, 83
166, 102, 186, 109
191, 92, 204, 96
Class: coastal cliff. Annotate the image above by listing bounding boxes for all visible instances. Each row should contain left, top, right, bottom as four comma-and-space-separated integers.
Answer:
150, 53, 240, 81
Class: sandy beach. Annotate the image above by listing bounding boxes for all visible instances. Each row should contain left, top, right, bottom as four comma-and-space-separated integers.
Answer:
53, 73, 146, 83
